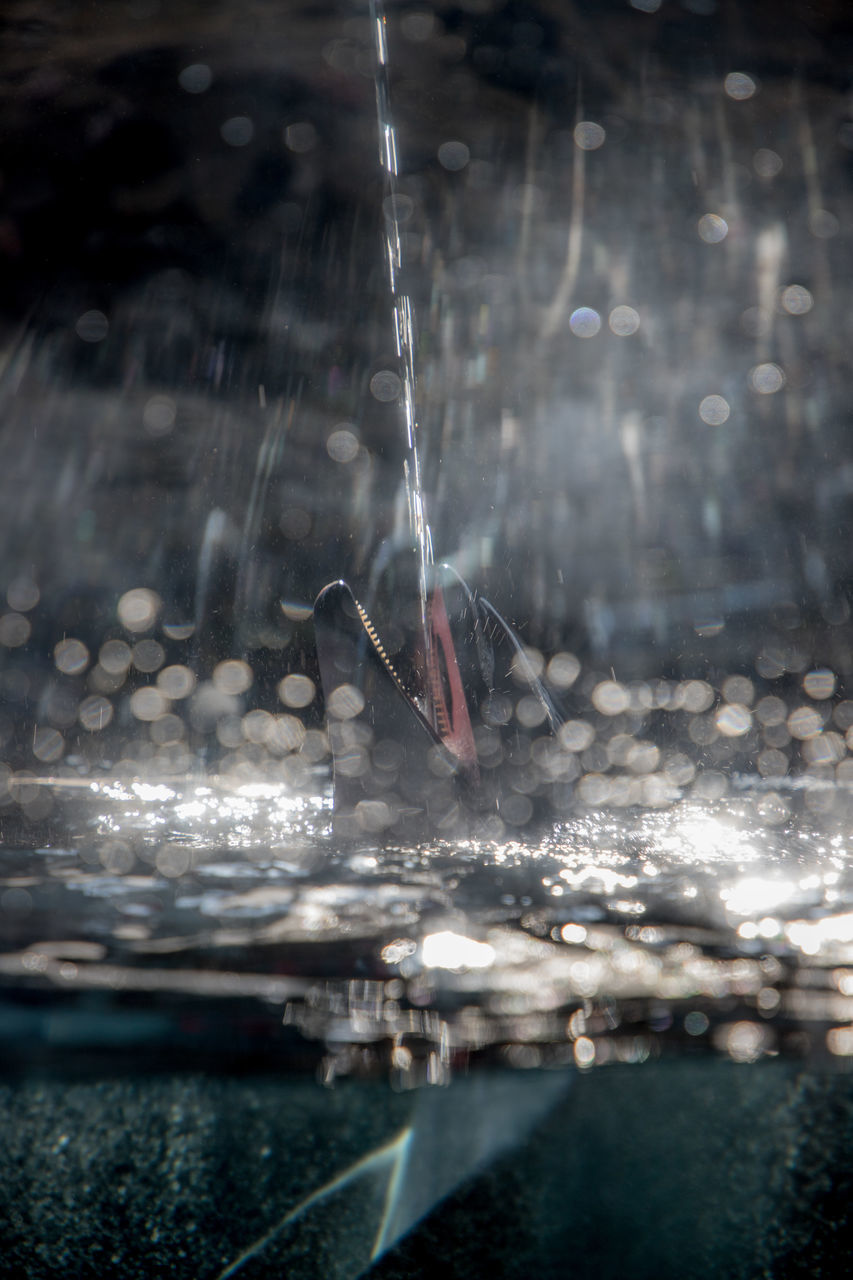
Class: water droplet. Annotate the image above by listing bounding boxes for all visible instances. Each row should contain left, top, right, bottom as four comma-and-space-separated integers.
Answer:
699, 394, 730, 425
369, 370, 401, 402
781, 284, 813, 315
724, 71, 757, 100
75, 310, 109, 343
220, 116, 254, 147
178, 63, 212, 94
284, 122, 317, 153
569, 307, 601, 337
753, 148, 782, 178
749, 362, 785, 394
573, 121, 606, 151
437, 140, 470, 171
54, 638, 89, 676
117, 588, 161, 633
608, 305, 640, 336
698, 213, 728, 243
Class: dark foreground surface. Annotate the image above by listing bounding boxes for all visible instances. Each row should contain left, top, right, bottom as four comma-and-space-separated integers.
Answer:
1, 1054, 852, 1279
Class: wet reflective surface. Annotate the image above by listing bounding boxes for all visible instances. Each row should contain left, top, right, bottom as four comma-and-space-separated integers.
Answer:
3, 0, 853, 1274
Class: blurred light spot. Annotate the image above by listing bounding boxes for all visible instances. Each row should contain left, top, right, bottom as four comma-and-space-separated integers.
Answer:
117, 588, 161, 632
511, 646, 544, 683
569, 307, 601, 337
33, 728, 64, 763
327, 428, 359, 463
723, 876, 795, 916
723, 675, 754, 705
559, 719, 595, 752
627, 741, 660, 773
547, 652, 580, 688
355, 799, 393, 832
162, 622, 194, 641
677, 815, 748, 862
437, 140, 470, 171
284, 121, 317, 153
684, 1010, 709, 1036
722, 1021, 766, 1063
481, 692, 512, 726
592, 680, 630, 715
383, 194, 414, 224
75, 310, 108, 342
573, 1036, 596, 1067
0, 613, 30, 647
77, 696, 112, 737
279, 673, 315, 708
269, 715, 306, 752
560, 923, 587, 945
724, 71, 757, 100
242, 709, 273, 744
787, 705, 822, 739
213, 660, 253, 695
781, 284, 813, 315
699, 394, 730, 425
328, 683, 365, 720
150, 714, 185, 745
608, 305, 640, 336
629, 0, 661, 11
755, 694, 786, 725
749, 362, 785, 394
803, 668, 836, 700
221, 116, 254, 147
827, 1027, 853, 1056
501, 794, 533, 825
698, 213, 728, 243
401, 12, 434, 41
143, 395, 176, 436
715, 703, 752, 737
99, 639, 132, 674
369, 370, 401, 402
155, 843, 192, 878
53, 638, 89, 676
802, 731, 844, 766
809, 209, 839, 239
132, 638, 165, 673
1, 887, 32, 914
157, 665, 196, 700
757, 749, 788, 778
753, 148, 782, 178
741, 306, 771, 337
129, 687, 168, 722
381, 937, 417, 964
516, 696, 546, 728
280, 508, 311, 540
6, 577, 39, 612
573, 121, 605, 151
100, 839, 134, 874
178, 63, 212, 93
422, 930, 494, 971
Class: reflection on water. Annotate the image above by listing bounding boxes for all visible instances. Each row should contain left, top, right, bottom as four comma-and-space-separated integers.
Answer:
5, 768, 853, 1078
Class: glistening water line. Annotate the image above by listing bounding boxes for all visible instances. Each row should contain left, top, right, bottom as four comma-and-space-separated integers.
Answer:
369, 0, 434, 682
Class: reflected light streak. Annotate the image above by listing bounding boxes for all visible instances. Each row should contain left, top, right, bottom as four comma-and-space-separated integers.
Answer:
722, 877, 797, 917
669, 815, 758, 864
422, 931, 495, 972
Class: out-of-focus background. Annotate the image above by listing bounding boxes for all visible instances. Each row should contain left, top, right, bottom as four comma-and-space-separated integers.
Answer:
0, 0, 852, 797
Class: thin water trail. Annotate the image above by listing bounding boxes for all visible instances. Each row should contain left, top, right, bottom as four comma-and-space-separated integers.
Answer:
369, 0, 434, 668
